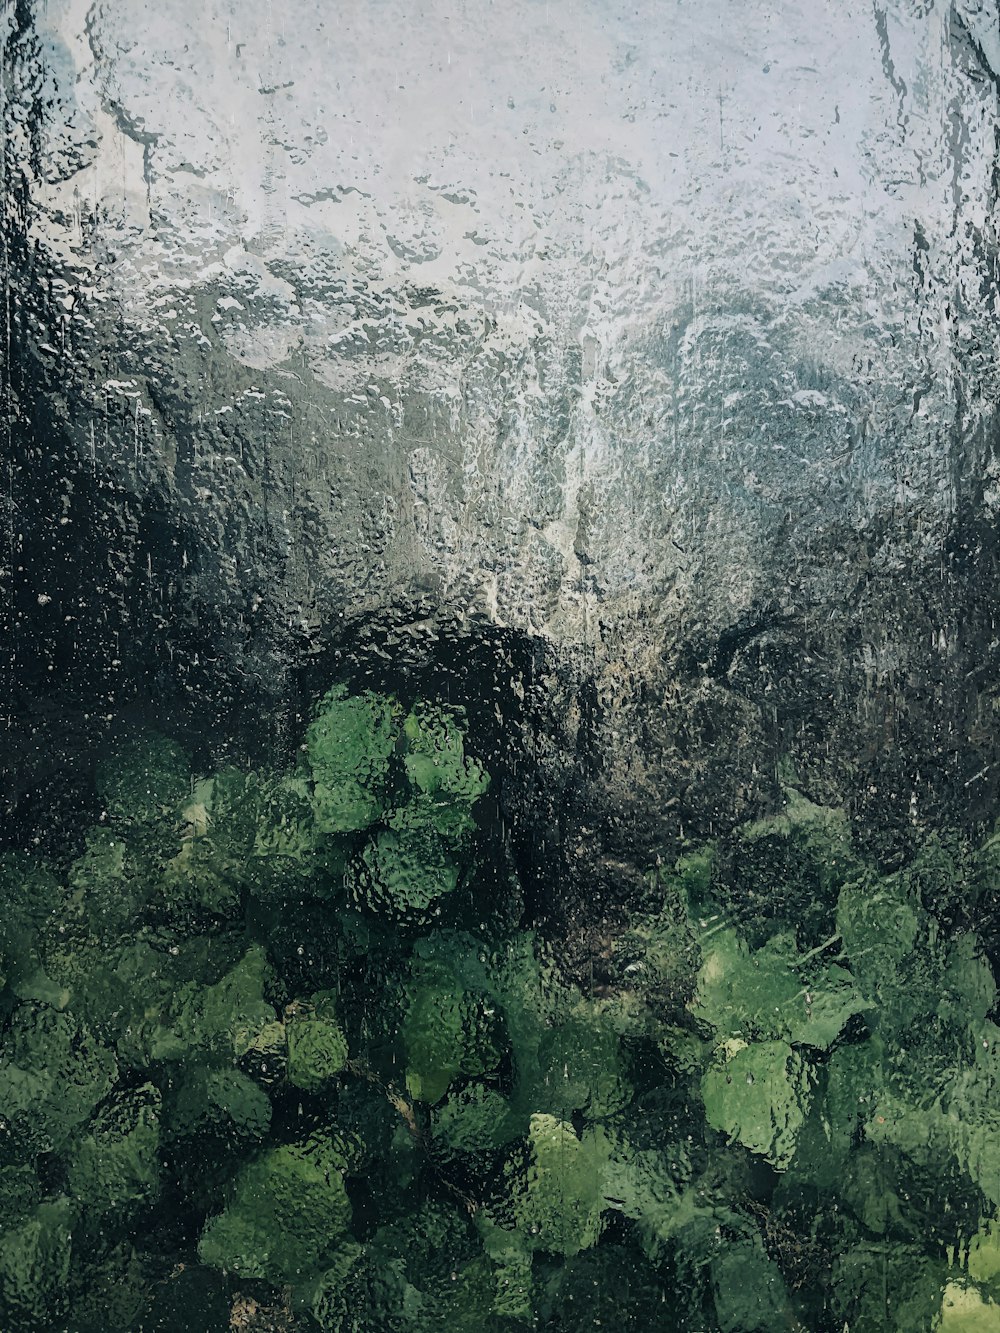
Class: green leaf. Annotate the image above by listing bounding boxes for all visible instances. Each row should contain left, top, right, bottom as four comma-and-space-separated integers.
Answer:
865, 1094, 1000, 1212
171, 1067, 271, 1142
182, 769, 261, 858
789, 961, 868, 1049
246, 775, 349, 903
487, 1243, 534, 1321
432, 1084, 516, 1160
535, 1012, 628, 1119
693, 929, 799, 1040
198, 1133, 351, 1285
384, 791, 479, 844
402, 702, 489, 802
0, 1168, 40, 1230
350, 829, 461, 924
169, 946, 277, 1061
671, 846, 717, 904
940, 934, 997, 1028
495, 1115, 610, 1257
307, 687, 400, 832
967, 1218, 1000, 1292
600, 1133, 688, 1258
725, 790, 861, 947
0, 1198, 74, 1330
823, 1039, 886, 1165
692, 928, 864, 1050
711, 1234, 794, 1333
938, 1284, 1000, 1332
831, 1243, 945, 1333
67, 1085, 161, 1217
161, 841, 243, 922
310, 1240, 367, 1331
66, 1242, 145, 1332
403, 965, 502, 1104
701, 1039, 813, 1168
253, 775, 320, 860
837, 873, 922, 1006
0, 855, 63, 1000
286, 995, 349, 1091
0, 1006, 117, 1158
96, 732, 190, 825
69, 829, 146, 940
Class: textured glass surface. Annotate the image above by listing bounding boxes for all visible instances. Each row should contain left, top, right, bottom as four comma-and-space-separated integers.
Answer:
5, 1, 1000, 1329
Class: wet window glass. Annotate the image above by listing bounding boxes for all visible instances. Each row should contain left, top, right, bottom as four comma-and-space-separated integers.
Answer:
4, 2, 1000, 1330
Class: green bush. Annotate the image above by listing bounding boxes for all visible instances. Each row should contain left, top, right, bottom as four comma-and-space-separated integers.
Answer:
3, 702, 1000, 1331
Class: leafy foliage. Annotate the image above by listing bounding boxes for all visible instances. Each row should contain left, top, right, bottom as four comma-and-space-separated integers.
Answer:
67, 1084, 161, 1219
702, 1038, 813, 1168
402, 961, 502, 1103
286, 994, 349, 1092
0, 1005, 117, 1158
401, 702, 490, 803
501, 1113, 610, 1257
3, 707, 1000, 1331
198, 1133, 352, 1284
96, 733, 190, 827
692, 926, 865, 1049
0, 1197, 74, 1330
348, 828, 460, 924
307, 687, 400, 832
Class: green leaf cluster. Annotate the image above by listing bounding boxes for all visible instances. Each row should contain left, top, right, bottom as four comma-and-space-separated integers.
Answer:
0, 694, 499, 1329
5, 715, 1000, 1332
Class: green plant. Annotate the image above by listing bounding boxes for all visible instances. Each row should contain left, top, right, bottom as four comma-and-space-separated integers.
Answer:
2, 707, 1000, 1331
